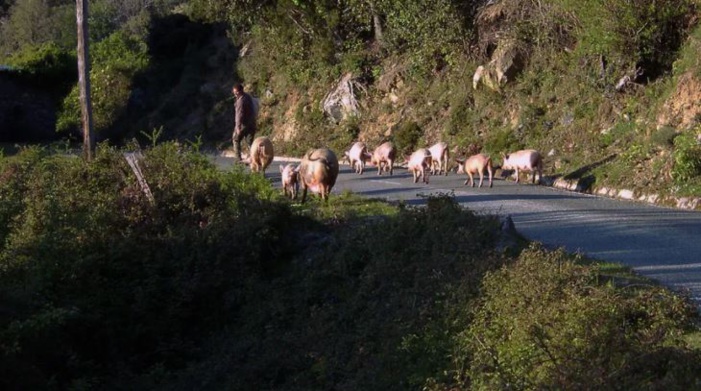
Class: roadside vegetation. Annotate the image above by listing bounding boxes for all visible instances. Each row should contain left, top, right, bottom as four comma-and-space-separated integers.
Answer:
0, 143, 698, 389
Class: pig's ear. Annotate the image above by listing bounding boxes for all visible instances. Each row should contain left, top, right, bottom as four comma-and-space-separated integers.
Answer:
294, 165, 301, 173
279, 165, 285, 174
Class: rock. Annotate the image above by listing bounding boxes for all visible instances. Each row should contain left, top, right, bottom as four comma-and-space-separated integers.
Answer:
322, 73, 361, 123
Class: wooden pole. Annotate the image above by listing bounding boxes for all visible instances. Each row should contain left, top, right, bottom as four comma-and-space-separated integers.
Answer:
76, 0, 95, 160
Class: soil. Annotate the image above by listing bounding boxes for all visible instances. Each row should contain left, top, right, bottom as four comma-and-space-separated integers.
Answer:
657, 72, 701, 130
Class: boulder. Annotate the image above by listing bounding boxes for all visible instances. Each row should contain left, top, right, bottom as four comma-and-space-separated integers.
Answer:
322, 73, 361, 123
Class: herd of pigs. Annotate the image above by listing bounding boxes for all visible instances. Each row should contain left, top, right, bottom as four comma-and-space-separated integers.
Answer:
244, 136, 545, 203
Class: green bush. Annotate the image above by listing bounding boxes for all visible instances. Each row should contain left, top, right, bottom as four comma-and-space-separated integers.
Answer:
446, 90, 477, 141
672, 131, 701, 184
393, 121, 423, 157
0, 0, 74, 57
483, 128, 522, 156
5, 42, 76, 93
377, 0, 470, 76
0, 143, 293, 389
328, 116, 362, 154
461, 244, 701, 390
56, 31, 150, 135
205, 194, 504, 390
558, 0, 695, 78
650, 126, 679, 149
286, 98, 334, 155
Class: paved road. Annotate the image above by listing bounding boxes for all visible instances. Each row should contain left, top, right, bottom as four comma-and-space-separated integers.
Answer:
215, 157, 701, 305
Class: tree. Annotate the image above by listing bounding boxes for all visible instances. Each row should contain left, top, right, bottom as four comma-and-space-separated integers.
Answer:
76, 0, 94, 159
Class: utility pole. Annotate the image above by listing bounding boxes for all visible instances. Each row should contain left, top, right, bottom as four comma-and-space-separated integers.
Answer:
76, 0, 95, 160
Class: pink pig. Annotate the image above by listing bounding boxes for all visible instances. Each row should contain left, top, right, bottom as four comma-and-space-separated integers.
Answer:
298, 148, 340, 203
344, 141, 371, 175
371, 141, 396, 176
407, 148, 432, 184
279, 163, 299, 200
428, 142, 450, 176
501, 149, 543, 184
250, 136, 274, 176
458, 153, 493, 188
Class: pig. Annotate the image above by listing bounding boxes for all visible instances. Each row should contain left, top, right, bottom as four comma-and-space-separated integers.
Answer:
428, 141, 450, 176
279, 163, 299, 200
501, 149, 543, 184
298, 147, 340, 203
407, 148, 432, 184
457, 153, 493, 188
344, 141, 371, 174
370, 141, 396, 176
249, 136, 274, 176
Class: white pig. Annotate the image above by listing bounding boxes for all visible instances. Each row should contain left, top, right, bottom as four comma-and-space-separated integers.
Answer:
407, 148, 432, 184
457, 154, 493, 188
298, 148, 340, 203
279, 163, 299, 200
428, 141, 449, 176
371, 141, 396, 176
344, 141, 371, 174
249, 136, 274, 176
501, 149, 543, 184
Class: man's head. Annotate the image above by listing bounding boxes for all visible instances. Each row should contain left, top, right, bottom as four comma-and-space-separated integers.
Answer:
232, 83, 244, 97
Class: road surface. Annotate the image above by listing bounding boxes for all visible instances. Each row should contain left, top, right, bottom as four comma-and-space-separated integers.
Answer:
214, 156, 701, 306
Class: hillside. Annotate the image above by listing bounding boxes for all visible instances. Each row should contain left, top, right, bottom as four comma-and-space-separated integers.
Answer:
239, 0, 701, 204
1, 0, 701, 204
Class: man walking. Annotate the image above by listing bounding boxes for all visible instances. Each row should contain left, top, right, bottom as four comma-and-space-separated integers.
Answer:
232, 83, 257, 162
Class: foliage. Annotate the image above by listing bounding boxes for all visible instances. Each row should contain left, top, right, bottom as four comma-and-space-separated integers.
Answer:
672, 131, 701, 185
329, 117, 362, 155
286, 96, 335, 154
4, 42, 76, 92
392, 120, 423, 157
56, 31, 150, 135
89, 0, 179, 42
558, 0, 696, 79
0, 149, 699, 389
192, 194, 504, 390
377, 0, 472, 75
0, 0, 75, 58
0, 143, 292, 389
460, 244, 701, 390
672, 21, 701, 78
484, 128, 522, 156
650, 126, 679, 149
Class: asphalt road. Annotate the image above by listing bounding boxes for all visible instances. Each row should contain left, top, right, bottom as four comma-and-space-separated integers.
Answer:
214, 156, 701, 306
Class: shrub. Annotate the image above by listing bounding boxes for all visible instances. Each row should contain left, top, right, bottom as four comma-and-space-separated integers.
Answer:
650, 126, 679, 149
313, 116, 364, 156
56, 31, 150, 135
393, 121, 423, 157
210, 194, 505, 390
286, 98, 335, 155
672, 131, 701, 184
446, 90, 477, 140
483, 128, 522, 156
377, 0, 470, 76
5, 42, 76, 93
0, 143, 293, 389
461, 244, 701, 390
558, 0, 696, 79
